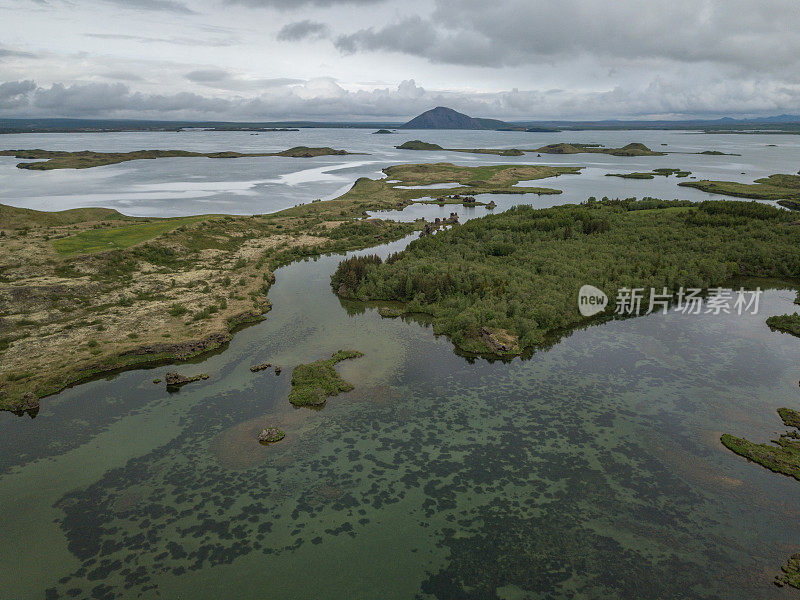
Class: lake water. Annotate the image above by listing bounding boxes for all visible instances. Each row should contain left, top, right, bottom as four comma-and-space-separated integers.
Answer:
1, 130, 799, 599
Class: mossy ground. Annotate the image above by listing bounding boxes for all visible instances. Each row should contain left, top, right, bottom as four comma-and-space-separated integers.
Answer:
288, 350, 364, 407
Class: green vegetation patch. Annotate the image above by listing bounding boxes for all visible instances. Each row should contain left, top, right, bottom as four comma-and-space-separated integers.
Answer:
679, 172, 800, 201
766, 313, 800, 337
721, 407, 800, 588
288, 349, 364, 407
0, 147, 354, 170
606, 168, 691, 179
332, 198, 800, 356
52, 215, 212, 255
0, 204, 130, 229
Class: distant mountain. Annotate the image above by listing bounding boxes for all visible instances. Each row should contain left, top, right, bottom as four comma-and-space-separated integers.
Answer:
400, 107, 510, 130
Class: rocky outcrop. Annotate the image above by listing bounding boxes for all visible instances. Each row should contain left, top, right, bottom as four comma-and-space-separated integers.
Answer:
16, 391, 39, 412
480, 327, 520, 354
250, 362, 272, 372
258, 427, 285, 443
164, 371, 209, 387
274, 365, 282, 375
486, 200, 497, 209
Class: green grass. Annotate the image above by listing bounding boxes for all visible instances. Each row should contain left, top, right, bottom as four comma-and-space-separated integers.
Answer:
0, 203, 130, 228
288, 349, 364, 407
332, 198, 800, 356
52, 215, 212, 255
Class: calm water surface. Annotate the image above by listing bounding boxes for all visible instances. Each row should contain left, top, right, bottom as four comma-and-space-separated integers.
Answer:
1, 131, 799, 599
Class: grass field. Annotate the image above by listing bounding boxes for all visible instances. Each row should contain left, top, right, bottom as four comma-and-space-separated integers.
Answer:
52, 215, 213, 255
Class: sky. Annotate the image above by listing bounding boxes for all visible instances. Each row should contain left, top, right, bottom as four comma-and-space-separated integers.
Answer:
1, 0, 799, 121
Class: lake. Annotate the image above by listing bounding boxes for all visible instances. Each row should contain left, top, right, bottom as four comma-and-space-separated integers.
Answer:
1, 129, 799, 599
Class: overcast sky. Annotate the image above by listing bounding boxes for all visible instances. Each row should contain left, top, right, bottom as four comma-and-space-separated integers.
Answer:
1, 0, 799, 121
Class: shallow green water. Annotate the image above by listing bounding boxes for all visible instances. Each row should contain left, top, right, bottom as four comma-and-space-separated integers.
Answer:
2, 229, 800, 599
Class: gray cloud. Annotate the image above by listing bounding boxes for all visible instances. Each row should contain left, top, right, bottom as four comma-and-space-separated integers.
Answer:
0, 80, 37, 108
335, 0, 800, 71
0, 47, 39, 60
100, 71, 145, 82
84, 33, 236, 47
277, 20, 329, 41
100, 0, 196, 14
226, 0, 385, 7
185, 69, 304, 90
3, 77, 800, 121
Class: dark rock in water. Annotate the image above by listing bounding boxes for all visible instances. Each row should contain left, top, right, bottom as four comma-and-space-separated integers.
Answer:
274, 365, 282, 375
258, 427, 285, 443
486, 201, 497, 209
250, 362, 272, 372
164, 371, 209, 387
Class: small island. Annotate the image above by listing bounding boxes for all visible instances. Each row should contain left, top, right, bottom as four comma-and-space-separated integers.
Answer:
288, 349, 364, 407
606, 168, 691, 179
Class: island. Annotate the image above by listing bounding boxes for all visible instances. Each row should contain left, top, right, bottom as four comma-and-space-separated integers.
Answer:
394, 140, 667, 157
0, 146, 357, 170
288, 349, 364, 407
606, 168, 691, 179
332, 198, 800, 357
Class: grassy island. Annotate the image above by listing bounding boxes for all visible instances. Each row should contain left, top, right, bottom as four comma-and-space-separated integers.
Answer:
0, 162, 579, 412
332, 198, 800, 357
395, 140, 666, 157
288, 350, 364, 407
679, 172, 800, 201
606, 168, 691, 179
721, 407, 800, 589
396, 140, 525, 156
0, 146, 355, 170
529, 142, 666, 156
